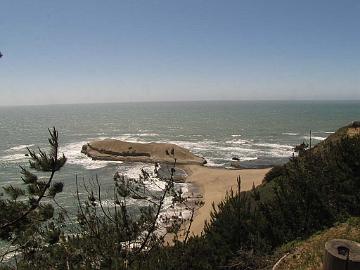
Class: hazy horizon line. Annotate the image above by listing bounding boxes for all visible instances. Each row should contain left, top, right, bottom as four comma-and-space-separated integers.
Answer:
1, 98, 360, 108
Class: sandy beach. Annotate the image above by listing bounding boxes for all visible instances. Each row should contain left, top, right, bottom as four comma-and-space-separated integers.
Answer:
181, 165, 271, 236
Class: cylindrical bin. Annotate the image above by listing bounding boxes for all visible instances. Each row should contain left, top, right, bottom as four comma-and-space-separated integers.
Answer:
323, 239, 360, 270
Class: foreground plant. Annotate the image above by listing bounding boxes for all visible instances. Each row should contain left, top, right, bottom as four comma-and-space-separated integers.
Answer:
0, 129, 203, 269
0, 127, 66, 264
56, 150, 204, 269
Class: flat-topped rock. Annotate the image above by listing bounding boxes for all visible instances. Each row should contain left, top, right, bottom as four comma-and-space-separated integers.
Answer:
81, 139, 206, 165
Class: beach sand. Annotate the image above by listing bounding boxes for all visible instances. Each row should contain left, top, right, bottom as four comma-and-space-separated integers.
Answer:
181, 165, 271, 236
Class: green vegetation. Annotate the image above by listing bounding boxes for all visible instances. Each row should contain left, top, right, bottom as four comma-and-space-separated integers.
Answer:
0, 128, 66, 262
0, 123, 359, 269
196, 128, 360, 269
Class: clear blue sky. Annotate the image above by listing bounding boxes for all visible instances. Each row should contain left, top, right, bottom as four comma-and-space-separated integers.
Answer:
1, 0, 359, 105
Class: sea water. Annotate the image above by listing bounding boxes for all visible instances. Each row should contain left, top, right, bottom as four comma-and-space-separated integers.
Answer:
0, 100, 359, 213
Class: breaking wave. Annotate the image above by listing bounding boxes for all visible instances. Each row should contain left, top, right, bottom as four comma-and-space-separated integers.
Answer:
60, 141, 123, 170
303, 136, 327, 141
282, 132, 299, 136
5, 144, 34, 152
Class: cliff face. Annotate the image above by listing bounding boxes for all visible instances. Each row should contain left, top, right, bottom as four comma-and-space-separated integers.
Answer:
81, 139, 206, 165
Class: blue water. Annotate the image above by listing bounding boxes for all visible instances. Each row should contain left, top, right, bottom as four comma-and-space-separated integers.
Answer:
0, 100, 359, 208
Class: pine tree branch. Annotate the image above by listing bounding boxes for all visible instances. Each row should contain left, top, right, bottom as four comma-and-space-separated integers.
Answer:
128, 158, 177, 265
0, 127, 62, 230
183, 207, 195, 244
0, 167, 56, 230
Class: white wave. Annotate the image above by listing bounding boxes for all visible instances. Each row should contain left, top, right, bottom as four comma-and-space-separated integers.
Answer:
88, 133, 155, 143
303, 136, 326, 141
5, 144, 34, 152
144, 178, 167, 191
139, 133, 159, 137
246, 143, 294, 158
253, 143, 294, 150
123, 164, 154, 179
175, 183, 189, 194
60, 141, 123, 170
282, 132, 299, 136
225, 139, 251, 144
231, 134, 242, 137
324, 131, 335, 134
85, 161, 123, 170
98, 166, 194, 230
99, 198, 150, 207
160, 196, 192, 221
121, 164, 169, 192
241, 157, 258, 161
166, 140, 218, 151
121, 133, 159, 137
93, 135, 139, 143
217, 146, 259, 153
313, 136, 327, 141
266, 148, 293, 157
142, 137, 293, 162
160, 203, 192, 221
0, 153, 28, 162
204, 159, 226, 167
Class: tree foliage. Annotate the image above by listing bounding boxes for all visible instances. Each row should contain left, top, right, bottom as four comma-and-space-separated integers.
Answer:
0, 128, 66, 248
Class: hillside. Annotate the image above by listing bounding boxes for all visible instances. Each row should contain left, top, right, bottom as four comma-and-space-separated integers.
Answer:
311, 121, 360, 154
273, 217, 360, 270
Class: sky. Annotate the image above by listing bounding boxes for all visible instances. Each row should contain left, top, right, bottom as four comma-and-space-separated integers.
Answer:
0, 0, 359, 106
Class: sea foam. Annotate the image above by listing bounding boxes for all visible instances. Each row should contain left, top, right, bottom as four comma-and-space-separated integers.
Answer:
303, 136, 326, 141
0, 153, 28, 163
5, 144, 34, 152
282, 132, 299, 136
60, 141, 123, 170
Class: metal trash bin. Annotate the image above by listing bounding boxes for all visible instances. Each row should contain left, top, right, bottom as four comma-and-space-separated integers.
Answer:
323, 239, 360, 270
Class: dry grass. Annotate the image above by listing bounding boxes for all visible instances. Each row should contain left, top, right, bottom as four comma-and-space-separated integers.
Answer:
274, 217, 360, 270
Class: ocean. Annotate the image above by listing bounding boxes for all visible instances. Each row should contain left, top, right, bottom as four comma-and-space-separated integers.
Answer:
0, 100, 359, 212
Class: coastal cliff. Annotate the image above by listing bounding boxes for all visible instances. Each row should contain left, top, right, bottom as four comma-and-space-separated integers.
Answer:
81, 139, 206, 165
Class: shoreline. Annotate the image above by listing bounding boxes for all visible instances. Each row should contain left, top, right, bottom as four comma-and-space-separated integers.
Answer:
180, 165, 271, 236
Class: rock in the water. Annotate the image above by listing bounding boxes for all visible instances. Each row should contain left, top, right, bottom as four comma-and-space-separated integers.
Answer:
81, 139, 206, 165
157, 164, 188, 182
351, 121, 360, 128
230, 157, 288, 169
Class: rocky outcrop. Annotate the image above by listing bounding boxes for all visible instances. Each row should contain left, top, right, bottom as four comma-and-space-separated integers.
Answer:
230, 157, 289, 169
81, 139, 206, 165
157, 164, 188, 182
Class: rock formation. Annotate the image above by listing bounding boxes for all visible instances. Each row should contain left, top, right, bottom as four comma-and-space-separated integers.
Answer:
81, 139, 206, 165
156, 164, 188, 182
